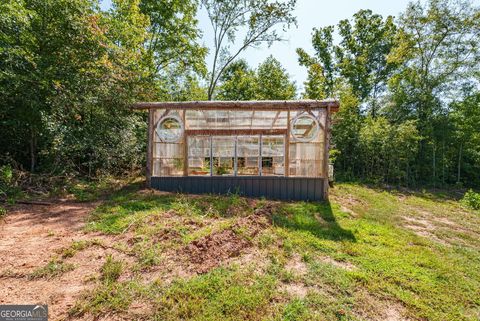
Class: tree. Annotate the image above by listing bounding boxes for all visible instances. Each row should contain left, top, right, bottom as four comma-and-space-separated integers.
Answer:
256, 55, 296, 100
297, 10, 398, 111
451, 92, 480, 184
216, 59, 257, 100
0, 0, 208, 175
388, 0, 480, 182
202, 0, 297, 100
297, 26, 336, 99
139, 0, 207, 78
330, 85, 362, 179
216, 57, 296, 101
336, 10, 397, 116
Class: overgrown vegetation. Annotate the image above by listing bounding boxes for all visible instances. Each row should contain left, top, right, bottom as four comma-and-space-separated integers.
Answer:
2, 0, 478, 188
461, 189, 480, 210
296, 3, 480, 186
43, 183, 477, 320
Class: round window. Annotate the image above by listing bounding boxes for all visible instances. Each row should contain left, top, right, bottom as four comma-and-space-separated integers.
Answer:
156, 115, 183, 143
291, 114, 320, 142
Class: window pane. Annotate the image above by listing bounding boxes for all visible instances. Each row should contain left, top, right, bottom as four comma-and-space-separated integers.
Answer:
212, 137, 234, 175
262, 136, 284, 176
237, 136, 259, 175
188, 136, 210, 176
155, 158, 183, 176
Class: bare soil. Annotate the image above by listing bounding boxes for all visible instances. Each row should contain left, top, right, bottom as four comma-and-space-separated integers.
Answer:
0, 202, 105, 321
184, 204, 274, 274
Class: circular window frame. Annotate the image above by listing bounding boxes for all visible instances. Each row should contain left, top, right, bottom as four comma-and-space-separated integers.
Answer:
155, 115, 184, 143
290, 113, 320, 142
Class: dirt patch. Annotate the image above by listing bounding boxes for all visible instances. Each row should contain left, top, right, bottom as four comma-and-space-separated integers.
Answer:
330, 194, 365, 217
319, 256, 357, 271
0, 202, 103, 320
354, 290, 411, 321
183, 203, 275, 274
0, 201, 139, 321
280, 282, 310, 299
284, 254, 308, 276
402, 216, 452, 246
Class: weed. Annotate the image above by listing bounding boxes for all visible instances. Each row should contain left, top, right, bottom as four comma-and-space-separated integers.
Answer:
100, 255, 123, 284
30, 259, 75, 279
76, 182, 480, 320
60, 239, 101, 258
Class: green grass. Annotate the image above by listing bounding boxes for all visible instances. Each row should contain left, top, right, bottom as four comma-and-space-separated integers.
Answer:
60, 239, 102, 258
71, 182, 480, 320
30, 259, 76, 279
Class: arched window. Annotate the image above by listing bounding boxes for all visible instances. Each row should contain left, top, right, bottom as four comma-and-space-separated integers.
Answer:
291, 114, 320, 142
156, 115, 183, 143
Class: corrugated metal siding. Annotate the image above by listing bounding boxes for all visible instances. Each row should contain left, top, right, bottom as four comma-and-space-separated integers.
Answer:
150, 176, 326, 201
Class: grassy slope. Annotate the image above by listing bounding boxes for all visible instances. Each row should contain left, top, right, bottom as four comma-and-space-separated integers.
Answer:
68, 183, 480, 321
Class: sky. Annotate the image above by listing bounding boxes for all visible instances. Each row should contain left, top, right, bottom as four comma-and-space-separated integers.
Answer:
100, 0, 417, 90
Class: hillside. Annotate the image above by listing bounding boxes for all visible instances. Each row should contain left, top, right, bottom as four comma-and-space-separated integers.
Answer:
0, 183, 479, 320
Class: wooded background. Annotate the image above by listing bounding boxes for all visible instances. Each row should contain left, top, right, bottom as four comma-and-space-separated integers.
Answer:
1, 0, 479, 187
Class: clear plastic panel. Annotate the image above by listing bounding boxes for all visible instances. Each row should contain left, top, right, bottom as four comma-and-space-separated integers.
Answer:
212, 136, 234, 175
188, 136, 210, 176
237, 136, 259, 175
262, 136, 284, 176
156, 158, 183, 176
151, 108, 328, 178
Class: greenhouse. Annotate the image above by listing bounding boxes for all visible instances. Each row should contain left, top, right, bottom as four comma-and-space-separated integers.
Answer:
133, 100, 339, 200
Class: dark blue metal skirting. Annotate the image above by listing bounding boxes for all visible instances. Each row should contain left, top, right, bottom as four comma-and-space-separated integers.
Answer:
150, 176, 326, 201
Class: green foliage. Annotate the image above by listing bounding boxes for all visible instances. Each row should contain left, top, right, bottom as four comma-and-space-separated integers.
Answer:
217, 60, 258, 101
217, 56, 296, 101
256, 55, 296, 100
357, 117, 420, 184
202, 0, 297, 99
461, 189, 480, 210
140, 0, 207, 76
298, 1, 480, 187
0, 0, 207, 178
386, 0, 480, 184
0, 165, 14, 198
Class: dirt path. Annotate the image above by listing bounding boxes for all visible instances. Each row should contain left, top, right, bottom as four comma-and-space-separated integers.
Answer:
0, 202, 101, 321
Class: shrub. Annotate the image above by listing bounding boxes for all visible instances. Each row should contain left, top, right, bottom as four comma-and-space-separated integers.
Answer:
461, 189, 480, 210
0, 165, 13, 198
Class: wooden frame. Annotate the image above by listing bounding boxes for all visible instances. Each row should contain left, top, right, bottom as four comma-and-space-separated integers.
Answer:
132, 99, 339, 111
140, 100, 339, 200
185, 129, 286, 136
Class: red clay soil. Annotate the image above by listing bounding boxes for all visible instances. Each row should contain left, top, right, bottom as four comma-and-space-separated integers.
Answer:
184, 204, 274, 274
0, 202, 101, 321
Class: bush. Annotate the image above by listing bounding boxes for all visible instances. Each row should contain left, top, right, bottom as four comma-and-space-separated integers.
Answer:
461, 189, 480, 210
0, 165, 16, 199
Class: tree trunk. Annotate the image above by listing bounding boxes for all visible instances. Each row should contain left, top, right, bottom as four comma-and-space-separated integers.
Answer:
457, 143, 462, 183
432, 142, 436, 188
30, 125, 36, 173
